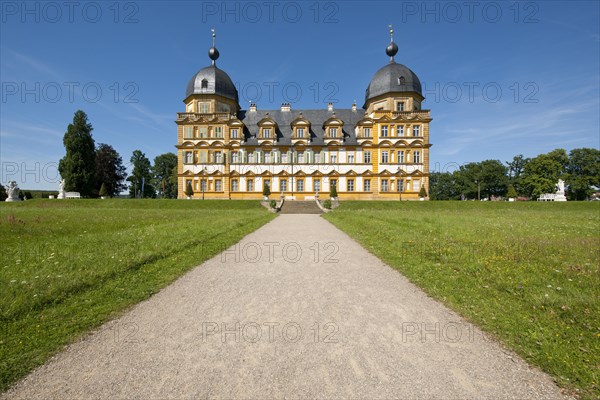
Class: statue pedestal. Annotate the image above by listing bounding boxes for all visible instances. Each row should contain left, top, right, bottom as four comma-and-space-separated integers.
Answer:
58, 191, 66, 199
554, 194, 567, 202
5, 197, 21, 202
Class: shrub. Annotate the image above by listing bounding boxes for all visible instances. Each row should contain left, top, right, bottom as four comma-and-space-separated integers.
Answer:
184, 181, 193, 197
269, 200, 277, 209
507, 185, 517, 198
330, 182, 337, 198
263, 182, 271, 197
323, 199, 332, 209
418, 186, 427, 198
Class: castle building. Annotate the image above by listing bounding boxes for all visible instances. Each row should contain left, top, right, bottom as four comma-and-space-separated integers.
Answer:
176, 29, 432, 200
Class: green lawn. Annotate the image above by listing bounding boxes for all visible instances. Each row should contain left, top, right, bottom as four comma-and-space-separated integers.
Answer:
324, 201, 599, 399
0, 199, 274, 392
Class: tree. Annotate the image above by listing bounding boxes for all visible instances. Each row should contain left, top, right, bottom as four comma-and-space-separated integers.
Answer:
0, 184, 6, 201
184, 181, 193, 198
453, 160, 508, 199
418, 186, 427, 198
58, 110, 96, 197
330, 181, 338, 198
566, 148, 600, 200
506, 154, 529, 196
507, 185, 518, 198
429, 172, 459, 200
99, 183, 108, 198
262, 181, 271, 197
127, 150, 155, 198
153, 153, 178, 198
95, 143, 127, 197
521, 149, 568, 199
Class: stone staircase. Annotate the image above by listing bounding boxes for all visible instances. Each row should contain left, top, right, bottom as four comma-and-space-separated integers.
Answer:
279, 200, 323, 214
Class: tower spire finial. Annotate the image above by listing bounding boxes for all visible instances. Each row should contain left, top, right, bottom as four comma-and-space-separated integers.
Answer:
208, 28, 220, 66
386, 24, 398, 63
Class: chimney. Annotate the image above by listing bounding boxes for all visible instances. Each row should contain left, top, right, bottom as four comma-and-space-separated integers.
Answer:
351, 101, 357, 112
280, 102, 291, 112
249, 102, 257, 112
327, 102, 334, 112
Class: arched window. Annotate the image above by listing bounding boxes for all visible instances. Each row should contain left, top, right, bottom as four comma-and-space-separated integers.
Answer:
398, 76, 405, 85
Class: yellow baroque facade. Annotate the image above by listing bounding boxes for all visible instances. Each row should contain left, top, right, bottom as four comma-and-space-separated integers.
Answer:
176, 31, 432, 200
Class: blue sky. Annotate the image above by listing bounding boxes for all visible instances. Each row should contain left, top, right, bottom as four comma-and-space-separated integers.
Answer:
1, 0, 599, 189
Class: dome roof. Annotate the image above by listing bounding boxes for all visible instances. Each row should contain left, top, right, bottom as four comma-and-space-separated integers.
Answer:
185, 65, 239, 103
364, 61, 422, 106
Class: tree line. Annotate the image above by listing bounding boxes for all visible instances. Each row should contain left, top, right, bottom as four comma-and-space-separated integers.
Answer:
430, 148, 600, 200
57, 110, 178, 198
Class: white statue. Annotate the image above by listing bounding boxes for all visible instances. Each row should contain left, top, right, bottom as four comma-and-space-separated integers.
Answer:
5, 181, 21, 202
556, 179, 565, 195
58, 178, 66, 199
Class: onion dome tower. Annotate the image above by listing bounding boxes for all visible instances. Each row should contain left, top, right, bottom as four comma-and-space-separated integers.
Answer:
184, 29, 239, 112
363, 26, 423, 111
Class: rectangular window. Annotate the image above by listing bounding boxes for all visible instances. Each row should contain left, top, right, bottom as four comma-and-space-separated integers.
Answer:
297, 128, 304, 138
315, 152, 321, 163
347, 179, 354, 192
413, 125, 421, 137
280, 179, 287, 192
230, 128, 238, 139
282, 153, 288, 163
264, 152, 271, 163
381, 151, 389, 164
398, 151, 404, 163
231, 179, 239, 191
364, 151, 371, 164
199, 102, 209, 113
364, 179, 371, 192
330, 154, 337, 163
413, 180, 420, 192
314, 179, 321, 192
330, 127, 337, 138
363, 127, 371, 137
247, 179, 254, 192
297, 179, 304, 192
214, 127, 223, 138
200, 179, 207, 192
398, 125, 404, 136
414, 151, 421, 163
397, 102, 405, 112
330, 179, 337, 192
199, 126, 208, 138
381, 179, 389, 192
297, 152, 304, 163
348, 154, 354, 163
214, 151, 222, 163
184, 151, 193, 164
186, 180, 192, 192
263, 128, 271, 138
232, 152, 239, 163
183, 126, 193, 139
398, 179, 404, 192
381, 125, 388, 137
248, 153, 254, 163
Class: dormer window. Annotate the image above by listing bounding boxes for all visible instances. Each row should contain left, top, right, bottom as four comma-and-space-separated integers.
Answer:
263, 128, 272, 138
398, 76, 405, 85
330, 127, 338, 138
201, 79, 208, 89
396, 102, 405, 112
297, 128, 304, 138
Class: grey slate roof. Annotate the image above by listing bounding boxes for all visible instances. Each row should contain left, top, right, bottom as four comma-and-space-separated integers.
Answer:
237, 108, 366, 147
186, 65, 239, 104
364, 61, 422, 107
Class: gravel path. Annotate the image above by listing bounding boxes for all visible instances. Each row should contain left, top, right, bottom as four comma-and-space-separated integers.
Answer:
4, 215, 569, 399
